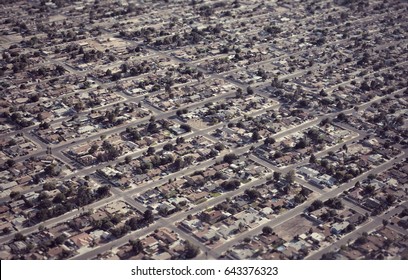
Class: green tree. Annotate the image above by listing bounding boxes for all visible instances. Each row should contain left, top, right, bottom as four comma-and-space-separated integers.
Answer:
88, 144, 99, 154
96, 186, 110, 198
273, 171, 281, 182
130, 239, 144, 255
124, 155, 132, 164
5, 159, 15, 168
285, 170, 296, 184
223, 153, 238, 164
262, 226, 274, 236
146, 147, 155, 155
3, 227, 11, 235
14, 233, 25, 241
184, 240, 200, 259
251, 131, 261, 142
143, 210, 154, 224
309, 154, 317, 164
264, 137, 276, 145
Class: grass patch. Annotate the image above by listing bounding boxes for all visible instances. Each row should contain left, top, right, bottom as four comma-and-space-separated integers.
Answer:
195, 198, 208, 205
210, 192, 221, 198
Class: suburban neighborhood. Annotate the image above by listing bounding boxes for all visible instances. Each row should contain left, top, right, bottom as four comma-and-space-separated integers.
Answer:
0, 0, 407, 261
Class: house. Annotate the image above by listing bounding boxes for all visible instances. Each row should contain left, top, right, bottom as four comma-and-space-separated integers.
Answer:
217, 224, 237, 239
141, 236, 159, 250
151, 251, 172, 260
187, 191, 208, 203
310, 232, 325, 243
331, 221, 349, 234
342, 249, 364, 260
180, 218, 202, 232
89, 230, 110, 243
1, 181, 17, 191
363, 198, 381, 210
200, 210, 225, 225
299, 167, 319, 178
185, 175, 204, 186
69, 232, 93, 248
47, 246, 66, 260
10, 241, 28, 253
359, 241, 380, 253
347, 213, 365, 225
154, 228, 178, 244
229, 248, 254, 260
259, 234, 284, 247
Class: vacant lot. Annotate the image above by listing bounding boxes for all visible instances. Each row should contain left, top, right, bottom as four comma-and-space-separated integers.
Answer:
274, 215, 315, 241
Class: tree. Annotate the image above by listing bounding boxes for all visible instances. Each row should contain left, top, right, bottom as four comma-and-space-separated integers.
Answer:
309, 154, 317, 164
386, 194, 396, 205
346, 224, 355, 232
320, 118, 331, 126
273, 171, 281, 182
146, 147, 155, 155
5, 159, 15, 168
39, 121, 50, 130
52, 193, 66, 204
214, 142, 225, 151
324, 197, 344, 210
309, 199, 324, 212
367, 173, 376, 180
264, 137, 276, 145
355, 236, 368, 246
382, 219, 388, 228
130, 239, 144, 254
251, 131, 261, 142
88, 144, 99, 154
221, 180, 241, 191
173, 158, 184, 170
223, 153, 238, 164
321, 252, 337, 260
44, 164, 59, 176
337, 112, 347, 122
125, 217, 138, 231
294, 194, 306, 204
320, 159, 329, 169
9, 191, 21, 200
246, 86, 254, 95
158, 205, 169, 217
184, 240, 200, 259
54, 234, 67, 245
143, 210, 154, 224
245, 189, 260, 201
285, 170, 296, 184
96, 186, 110, 198
262, 226, 274, 236
14, 233, 25, 241
163, 143, 174, 151
124, 155, 132, 164
180, 124, 192, 132
236, 88, 243, 98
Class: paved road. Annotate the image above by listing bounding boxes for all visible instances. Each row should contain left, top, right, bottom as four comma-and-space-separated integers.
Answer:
209, 150, 406, 258
0, 194, 119, 245
1, 14, 407, 261
306, 201, 408, 260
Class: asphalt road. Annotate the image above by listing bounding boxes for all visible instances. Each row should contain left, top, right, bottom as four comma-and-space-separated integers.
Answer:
306, 201, 408, 260
209, 150, 406, 258
1, 19, 406, 261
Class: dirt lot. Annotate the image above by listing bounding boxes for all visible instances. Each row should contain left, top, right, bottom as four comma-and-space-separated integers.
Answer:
274, 215, 316, 241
